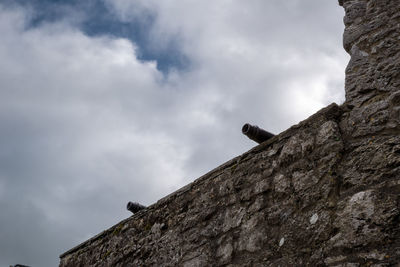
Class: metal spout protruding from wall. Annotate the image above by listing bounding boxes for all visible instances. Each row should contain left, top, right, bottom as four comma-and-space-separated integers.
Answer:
127, 201, 146, 214
242, 123, 274, 144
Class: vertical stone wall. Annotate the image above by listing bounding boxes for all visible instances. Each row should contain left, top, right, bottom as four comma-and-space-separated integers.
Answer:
338, 0, 400, 217
340, 0, 400, 137
59, 1, 400, 266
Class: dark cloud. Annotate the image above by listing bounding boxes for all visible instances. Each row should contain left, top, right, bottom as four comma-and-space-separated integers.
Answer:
0, 1, 347, 266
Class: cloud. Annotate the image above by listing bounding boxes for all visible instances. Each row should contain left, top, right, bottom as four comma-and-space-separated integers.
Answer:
0, 1, 348, 266
105, 0, 347, 117
0, 5, 185, 266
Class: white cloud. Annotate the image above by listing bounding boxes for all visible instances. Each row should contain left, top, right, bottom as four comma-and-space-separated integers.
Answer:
0, 6, 188, 266
106, 0, 348, 125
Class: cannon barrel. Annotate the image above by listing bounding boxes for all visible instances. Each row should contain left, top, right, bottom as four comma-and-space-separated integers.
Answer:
242, 123, 274, 144
127, 201, 146, 214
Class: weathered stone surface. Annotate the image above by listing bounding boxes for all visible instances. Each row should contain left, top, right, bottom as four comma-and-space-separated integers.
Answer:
59, 1, 400, 266
340, 0, 400, 139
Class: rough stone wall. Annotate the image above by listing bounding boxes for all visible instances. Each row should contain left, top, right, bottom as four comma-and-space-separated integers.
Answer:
340, 0, 400, 138
60, 1, 400, 266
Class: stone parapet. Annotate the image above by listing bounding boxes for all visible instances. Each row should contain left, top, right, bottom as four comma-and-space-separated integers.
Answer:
60, 101, 400, 266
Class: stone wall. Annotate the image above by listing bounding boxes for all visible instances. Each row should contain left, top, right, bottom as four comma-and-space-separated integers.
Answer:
59, 1, 400, 266
340, 0, 400, 138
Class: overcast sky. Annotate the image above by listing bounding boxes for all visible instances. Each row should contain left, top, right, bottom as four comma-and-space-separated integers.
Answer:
0, 1, 348, 266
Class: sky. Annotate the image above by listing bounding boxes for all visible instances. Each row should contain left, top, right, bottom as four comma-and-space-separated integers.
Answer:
0, 0, 348, 266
